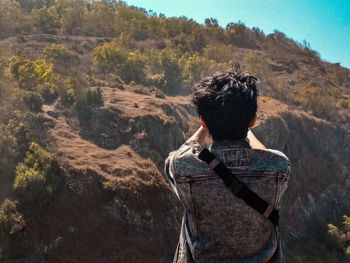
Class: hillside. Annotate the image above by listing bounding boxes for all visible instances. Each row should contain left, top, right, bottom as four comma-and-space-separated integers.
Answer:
1, 1, 350, 262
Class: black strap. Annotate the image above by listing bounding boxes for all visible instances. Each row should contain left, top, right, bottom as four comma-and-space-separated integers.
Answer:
198, 148, 279, 226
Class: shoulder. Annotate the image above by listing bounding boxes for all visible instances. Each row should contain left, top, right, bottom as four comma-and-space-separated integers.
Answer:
249, 148, 291, 176
165, 139, 208, 177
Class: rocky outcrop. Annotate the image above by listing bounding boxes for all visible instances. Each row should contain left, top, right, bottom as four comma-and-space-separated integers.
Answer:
11, 88, 349, 262
254, 97, 350, 240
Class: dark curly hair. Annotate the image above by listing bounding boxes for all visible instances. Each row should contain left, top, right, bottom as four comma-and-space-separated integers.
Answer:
191, 68, 259, 141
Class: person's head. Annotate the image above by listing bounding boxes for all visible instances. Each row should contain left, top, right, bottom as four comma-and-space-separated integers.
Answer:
191, 68, 259, 141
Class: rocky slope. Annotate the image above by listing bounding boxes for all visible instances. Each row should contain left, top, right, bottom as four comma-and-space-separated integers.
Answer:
1, 33, 350, 262
11, 87, 345, 262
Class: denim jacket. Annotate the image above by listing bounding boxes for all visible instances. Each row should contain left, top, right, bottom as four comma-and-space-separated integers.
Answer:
164, 138, 290, 263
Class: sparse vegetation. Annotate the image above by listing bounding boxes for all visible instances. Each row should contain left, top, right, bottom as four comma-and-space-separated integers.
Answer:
0, 123, 18, 175
0, 1, 349, 262
163, 117, 176, 126
13, 142, 62, 204
0, 199, 25, 235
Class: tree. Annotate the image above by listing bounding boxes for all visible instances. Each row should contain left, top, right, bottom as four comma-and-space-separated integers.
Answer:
83, 1, 118, 37
94, 40, 145, 82
9, 56, 57, 90
159, 47, 181, 90
0, 0, 31, 38
31, 6, 61, 34
204, 18, 218, 27
119, 52, 146, 83
179, 52, 216, 84
94, 40, 128, 73
54, 0, 88, 34
43, 44, 80, 68
295, 81, 329, 117
115, 3, 149, 39
203, 43, 235, 63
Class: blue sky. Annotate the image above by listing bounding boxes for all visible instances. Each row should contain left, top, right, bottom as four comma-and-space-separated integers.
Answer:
125, 0, 350, 69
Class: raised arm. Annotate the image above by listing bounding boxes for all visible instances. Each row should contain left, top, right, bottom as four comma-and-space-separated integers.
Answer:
188, 126, 209, 146
247, 129, 266, 150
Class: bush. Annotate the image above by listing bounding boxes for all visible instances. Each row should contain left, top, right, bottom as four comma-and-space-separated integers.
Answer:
85, 88, 103, 107
0, 0, 31, 39
146, 74, 167, 90
120, 52, 146, 83
85, 73, 96, 87
61, 88, 75, 107
106, 73, 124, 89
179, 52, 216, 84
9, 56, 57, 90
94, 40, 145, 83
39, 83, 58, 103
31, 6, 61, 34
295, 81, 330, 117
0, 123, 18, 175
163, 117, 176, 126
21, 91, 43, 112
94, 39, 128, 73
13, 142, 62, 204
0, 199, 25, 236
43, 44, 80, 68
159, 47, 181, 90
76, 88, 103, 121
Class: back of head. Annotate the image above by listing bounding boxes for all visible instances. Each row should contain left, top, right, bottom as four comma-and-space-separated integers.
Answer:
191, 68, 259, 141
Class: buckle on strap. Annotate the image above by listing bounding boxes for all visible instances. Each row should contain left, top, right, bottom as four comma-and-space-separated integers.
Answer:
208, 158, 220, 170
262, 205, 274, 218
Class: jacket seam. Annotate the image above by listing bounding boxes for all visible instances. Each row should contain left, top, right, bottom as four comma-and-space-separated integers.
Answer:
175, 174, 289, 183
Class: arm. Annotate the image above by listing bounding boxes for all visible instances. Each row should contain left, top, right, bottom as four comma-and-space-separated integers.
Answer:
247, 129, 266, 150
187, 126, 209, 146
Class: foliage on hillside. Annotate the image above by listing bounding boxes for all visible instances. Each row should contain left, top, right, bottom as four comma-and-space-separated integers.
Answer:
287, 213, 350, 263
13, 142, 63, 204
0, 0, 350, 262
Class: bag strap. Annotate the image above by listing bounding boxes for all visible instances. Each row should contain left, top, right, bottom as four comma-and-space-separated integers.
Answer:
198, 148, 279, 226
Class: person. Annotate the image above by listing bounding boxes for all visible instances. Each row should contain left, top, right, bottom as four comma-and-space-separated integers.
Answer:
164, 68, 290, 263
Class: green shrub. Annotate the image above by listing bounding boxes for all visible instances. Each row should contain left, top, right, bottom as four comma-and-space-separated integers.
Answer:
106, 73, 124, 89
43, 44, 80, 67
295, 81, 330, 117
21, 91, 43, 112
85, 73, 96, 87
76, 100, 92, 121
31, 6, 61, 34
0, 0, 31, 39
76, 88, 103, 121
147, 74, 167, 90
8, 56, 28, 82
85, 88, 103, 107
0, 122, 18, 175
13, 142, 62, 204
94, 39, 128, 73
179, 52, 216, 84
94, 40, 145, 83
159, 47, 181, 90
61, 88, 75, 107
163, 117, 176, 126
9, 56, 57, 90
0, 199, 25, 236
39, 83, 58, 103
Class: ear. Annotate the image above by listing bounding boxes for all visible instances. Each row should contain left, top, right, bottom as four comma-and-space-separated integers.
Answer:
200, 118, 207, 128
249, 114, 257, 128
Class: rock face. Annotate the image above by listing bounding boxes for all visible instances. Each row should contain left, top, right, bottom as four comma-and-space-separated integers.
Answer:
254, 97, 350, 245
7, 87, 350, 262
26, 87, 198, 263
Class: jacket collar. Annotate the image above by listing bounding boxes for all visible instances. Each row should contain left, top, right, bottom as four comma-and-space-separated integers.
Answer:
210, 138, 251, 150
